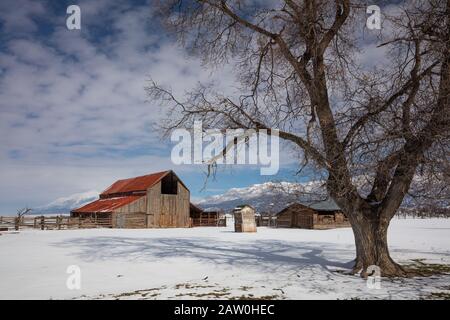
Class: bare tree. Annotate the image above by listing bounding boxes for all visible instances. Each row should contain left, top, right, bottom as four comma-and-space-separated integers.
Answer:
15, 207, 32, 230
147, 0, 450, 277
16, 208, 32, 218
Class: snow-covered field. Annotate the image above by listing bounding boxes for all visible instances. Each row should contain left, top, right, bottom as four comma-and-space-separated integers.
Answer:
0, 218, 449, 300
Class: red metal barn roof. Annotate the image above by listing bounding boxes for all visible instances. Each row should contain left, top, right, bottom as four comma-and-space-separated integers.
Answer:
71, 196, 143, 214
100, 171, 170, 196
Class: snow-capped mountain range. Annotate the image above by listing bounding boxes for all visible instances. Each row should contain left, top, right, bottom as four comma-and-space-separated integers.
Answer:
34, 190, 99, 214
34, 180, 328, 215
197, 181, 327, 213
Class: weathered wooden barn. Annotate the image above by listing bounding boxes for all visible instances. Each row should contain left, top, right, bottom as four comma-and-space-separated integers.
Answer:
276, 200, 350, 230
71, 170, 190, 228
234, 205, 257, 232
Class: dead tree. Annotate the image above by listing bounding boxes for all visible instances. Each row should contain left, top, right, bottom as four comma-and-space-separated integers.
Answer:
15, 207, 32, 230
147, 0, 450, 277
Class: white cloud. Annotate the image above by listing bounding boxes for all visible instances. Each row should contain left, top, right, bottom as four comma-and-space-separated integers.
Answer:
0, 0, 236, 213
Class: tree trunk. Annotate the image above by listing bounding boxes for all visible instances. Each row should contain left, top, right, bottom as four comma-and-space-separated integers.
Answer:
349, 213, 408, 277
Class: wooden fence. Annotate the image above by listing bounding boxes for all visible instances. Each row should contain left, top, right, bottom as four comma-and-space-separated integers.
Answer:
0, 215, 112, 231
190, 217, 227, 227
256, 216, 277, 227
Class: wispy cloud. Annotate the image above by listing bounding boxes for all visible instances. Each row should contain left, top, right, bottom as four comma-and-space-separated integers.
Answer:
0, 0, 238, 212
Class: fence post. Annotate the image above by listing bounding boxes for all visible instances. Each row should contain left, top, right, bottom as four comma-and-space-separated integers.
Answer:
14, 217, 19, 231
78, 216, 81, 229
40, 216, 45, 230
34, 217, 37, 229
57, 216, 61, 230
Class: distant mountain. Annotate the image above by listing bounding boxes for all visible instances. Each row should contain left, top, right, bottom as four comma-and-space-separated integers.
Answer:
196, 181, 328, 213
34, 180, 328, 215
34, 190, 99, 214
196, 178, 442, 214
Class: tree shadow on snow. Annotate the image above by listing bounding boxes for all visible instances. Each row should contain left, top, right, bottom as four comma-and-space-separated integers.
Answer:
52, 236, 356, 273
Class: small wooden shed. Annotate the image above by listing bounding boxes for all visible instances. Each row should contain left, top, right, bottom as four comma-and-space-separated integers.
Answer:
276, 200, 349, 230
233, 205, 257, 233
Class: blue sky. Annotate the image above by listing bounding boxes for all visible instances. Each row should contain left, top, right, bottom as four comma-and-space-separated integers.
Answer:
0, 0, 315, 214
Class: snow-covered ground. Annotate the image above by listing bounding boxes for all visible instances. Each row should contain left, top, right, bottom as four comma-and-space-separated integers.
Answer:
0, 218, 449, 300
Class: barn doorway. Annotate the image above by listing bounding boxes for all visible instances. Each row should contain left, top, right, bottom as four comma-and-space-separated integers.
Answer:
161, 172, 178, 195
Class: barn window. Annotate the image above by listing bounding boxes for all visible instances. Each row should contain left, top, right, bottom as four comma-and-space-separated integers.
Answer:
161, 173, 178, 195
